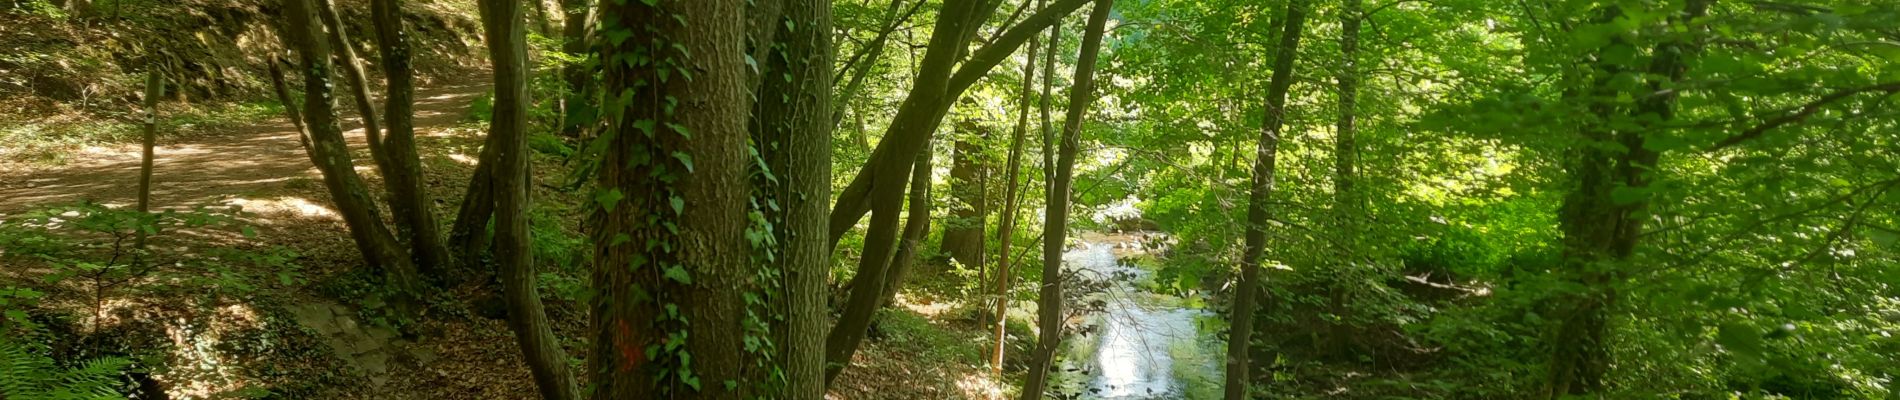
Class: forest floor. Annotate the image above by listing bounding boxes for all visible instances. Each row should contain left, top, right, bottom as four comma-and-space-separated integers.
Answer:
0, 81, 993, 399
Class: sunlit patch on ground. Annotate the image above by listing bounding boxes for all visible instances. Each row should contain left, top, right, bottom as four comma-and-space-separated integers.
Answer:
448, 152, 479, 165
157, 302, 270, 399
896, 292, 956, 318
957, 370, 1007, 399
222, 196, 338, 220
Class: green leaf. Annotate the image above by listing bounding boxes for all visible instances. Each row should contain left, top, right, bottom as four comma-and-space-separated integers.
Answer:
1716, 321, 1765, 358
595, 188, 626, 211
665, 122, 691, 138
632, 119, 657, 138
672, 152, 695, 173
670, 196, 685, 215
664, 265, 692, 284
1610, 186, 1649, 205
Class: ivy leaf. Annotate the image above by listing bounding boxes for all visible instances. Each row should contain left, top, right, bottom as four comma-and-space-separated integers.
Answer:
632, 119, 656, 138
666, 122, 691, 138
664, 265, 692, 284
670, 196, 685, 215
672, 152, 695, 173
594, 188, 625, 211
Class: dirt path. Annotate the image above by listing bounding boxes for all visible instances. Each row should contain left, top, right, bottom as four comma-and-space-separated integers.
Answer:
0, 82, 488, 214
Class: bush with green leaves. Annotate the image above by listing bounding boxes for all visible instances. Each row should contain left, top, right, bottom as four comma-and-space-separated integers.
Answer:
0, 334, 131, 400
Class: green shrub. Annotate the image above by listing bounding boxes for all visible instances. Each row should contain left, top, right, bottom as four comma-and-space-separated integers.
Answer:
0, 336, 131, 400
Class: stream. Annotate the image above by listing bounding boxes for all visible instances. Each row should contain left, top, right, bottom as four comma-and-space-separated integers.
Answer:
1055, 238, 1222, 400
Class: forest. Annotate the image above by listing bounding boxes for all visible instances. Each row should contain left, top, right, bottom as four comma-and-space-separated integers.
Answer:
0, 0, 1896, 398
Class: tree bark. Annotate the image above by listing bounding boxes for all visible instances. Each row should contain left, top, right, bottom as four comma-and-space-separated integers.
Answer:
557, 0, 595, 139
477, 0, 581, 397
1020, 1, 1111, 398
991, 4, 1039, 377
1040, 4, 1059, 204
371, 0, 456, 277
450, 137, 499, 268
881, 147, 935, 307
135, 66, 163, 251
1323, 0, 1362, 358
267, 56, 313, 152
1225, 1, 1306, 398
281, 0, 424, 309
315, 0, 388, 169
1543, 1, 1707, 397
528, 0, 554, 35
591, 0, 751, 398
755, 0, 833, 396
942, 124, 988, 269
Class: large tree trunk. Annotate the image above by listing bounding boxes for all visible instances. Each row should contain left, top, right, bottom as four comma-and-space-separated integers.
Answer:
1224, 1, 1306, 398
1543, 2, 1707, 397
591, 0, 751, 398
1019, 1, 1112, 398
941, 124, 988, 269
134, 66, 164, 252
477, 0, 581, 398
754, 0, 832, 396
991, 4, 1040, 376
825, 0, 1093, 247
370, 0, 457, 277
280, 0, 424, 308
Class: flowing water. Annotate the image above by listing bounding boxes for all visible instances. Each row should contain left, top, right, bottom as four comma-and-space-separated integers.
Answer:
1056, 240, 1221, 400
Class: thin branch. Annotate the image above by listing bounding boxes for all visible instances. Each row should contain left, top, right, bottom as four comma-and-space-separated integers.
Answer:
833, 0, 926, 83
1707, 82, 1900, 151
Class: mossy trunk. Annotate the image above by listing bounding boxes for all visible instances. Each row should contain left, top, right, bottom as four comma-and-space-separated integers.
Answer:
591, 0, 752, 398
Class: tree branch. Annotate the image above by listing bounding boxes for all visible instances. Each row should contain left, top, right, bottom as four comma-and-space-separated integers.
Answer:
1707, 82, 1900, 151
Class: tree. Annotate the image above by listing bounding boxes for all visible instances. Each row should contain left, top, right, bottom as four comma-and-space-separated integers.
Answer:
1543, 1, 1709, 397
1225, 0, 1306, 398
279, 0, 425, 309
825, 0, 1094, 246
475, 0, 580, 397
590, 0, 753, 398
881, 144, 935, 307
134, 65, 162, 251
1019, 0, 1112, 397
990, 0, 1042, 377
1323, 0, 1362, 358
753, 0, 833, 396
557, 0, 595, 139
368, 0, 456, 276
941, 124, 989, 269
823, 0, 1093, 382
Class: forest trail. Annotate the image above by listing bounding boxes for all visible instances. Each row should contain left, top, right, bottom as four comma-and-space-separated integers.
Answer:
0, 82, 489, 214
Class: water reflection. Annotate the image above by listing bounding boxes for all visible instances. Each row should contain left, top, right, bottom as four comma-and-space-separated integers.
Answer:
1058, 242, 1217, 400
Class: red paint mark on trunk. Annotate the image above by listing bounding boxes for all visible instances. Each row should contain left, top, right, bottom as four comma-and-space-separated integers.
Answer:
615, 318, 643, 372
